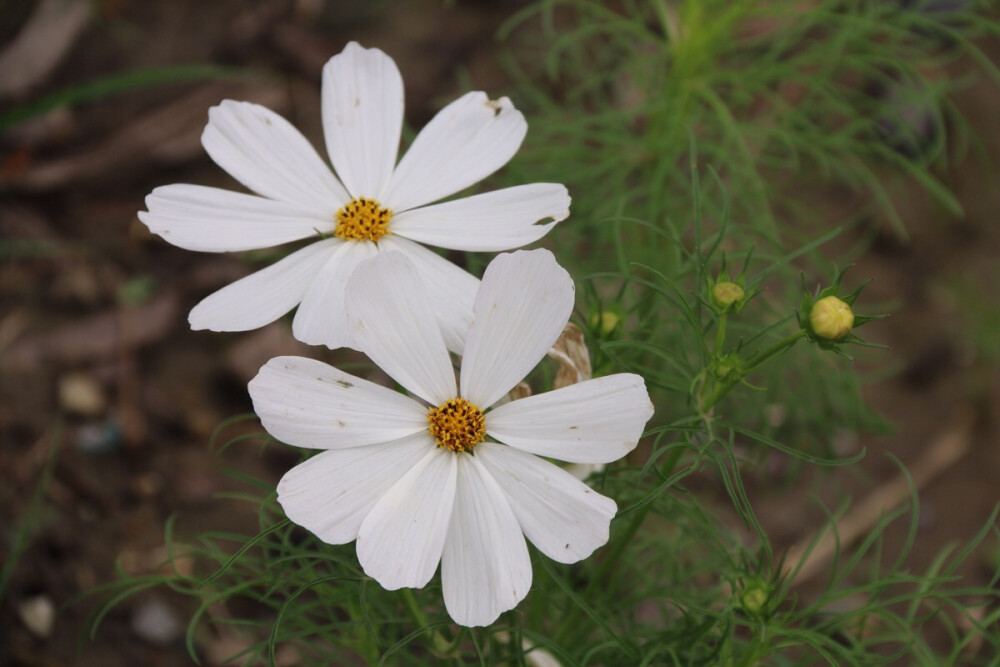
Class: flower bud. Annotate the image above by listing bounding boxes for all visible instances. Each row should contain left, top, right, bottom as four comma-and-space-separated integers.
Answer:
710, 353, 745, 384
740, 582, 770, 616
809, 295, 854, 340
588, 310, 620, 336
711, 281, 745, 309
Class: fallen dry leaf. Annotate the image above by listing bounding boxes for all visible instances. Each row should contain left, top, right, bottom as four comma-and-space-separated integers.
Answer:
225, 322, 311, 382
0, 291, 179, 371
783, 409, 974, 584
271, 21, 343, 78
1, 80, 289, 191
0, 0, 91, 99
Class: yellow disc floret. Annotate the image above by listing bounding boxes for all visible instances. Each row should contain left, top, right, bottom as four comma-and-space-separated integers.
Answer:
809, 295, 855, 340
334, 197, 392, 241
428, 398, 486, 453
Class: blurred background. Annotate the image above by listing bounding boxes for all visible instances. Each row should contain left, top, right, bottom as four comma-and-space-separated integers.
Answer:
1, 0, 999, 664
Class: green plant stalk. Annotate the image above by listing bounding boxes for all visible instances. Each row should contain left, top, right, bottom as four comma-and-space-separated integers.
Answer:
399, 588, 452, 655
713, 313, 729, 354
0, 420, 61, 601
349, 595, 380, 664
736, 328, 808, 374
555, 445, 685, 646
555, 328, 805, 646
699, 330, 808, 415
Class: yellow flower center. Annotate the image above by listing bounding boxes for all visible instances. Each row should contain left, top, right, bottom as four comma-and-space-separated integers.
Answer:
334, 197, 392, 241
427, 398, 486, 453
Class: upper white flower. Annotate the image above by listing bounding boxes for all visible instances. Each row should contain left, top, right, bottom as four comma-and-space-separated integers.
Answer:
248, 249, 654, 627
138, 41, 570, 351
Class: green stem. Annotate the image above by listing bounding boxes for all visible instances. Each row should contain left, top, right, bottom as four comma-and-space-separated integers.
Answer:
588, 502, 649, 591
399, 589, 451, 655
555, 324, 802, 644
700, 330, 807, 414
556, 446, 684, 644
742, 330, 807, 371
713, 313, 729, 353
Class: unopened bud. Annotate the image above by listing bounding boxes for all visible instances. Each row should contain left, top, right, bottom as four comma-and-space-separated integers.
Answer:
809, 295, 854, 340
589, 310, 620, 336
712, 281, 745, 309
740, 583, 769, 615
710, 353, 744, 383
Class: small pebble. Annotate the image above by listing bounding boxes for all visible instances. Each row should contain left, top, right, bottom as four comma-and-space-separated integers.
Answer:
130, 472, 163, 497
58, 373, 107, 416
74, 418, 123, 455
130, 597, 183, 646
18, 595, 55, 638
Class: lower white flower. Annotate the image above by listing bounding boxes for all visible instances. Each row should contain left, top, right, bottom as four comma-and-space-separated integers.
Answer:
248, 249, 654, 627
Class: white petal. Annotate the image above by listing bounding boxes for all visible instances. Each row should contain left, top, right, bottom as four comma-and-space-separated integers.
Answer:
345, 250, 457, 405
322, 42, 404, 199
383, 92, 527, 212
357, 447, 457, 590
189, 239, 336, 332
377, 235, 479, 353
476, 443, 616, 564
139, 184, 334, 252
292, 240, 378, 349
249, 356, 427, 449
391, 183, 569, 251
277, 433, 432, 544
460, 249, 574, 408
441, 454, 531, 627
486, 374, 654, 463
202, 100, 348, 211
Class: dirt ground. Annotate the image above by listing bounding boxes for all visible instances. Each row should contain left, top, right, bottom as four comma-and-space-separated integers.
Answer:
1, 1, 999, 665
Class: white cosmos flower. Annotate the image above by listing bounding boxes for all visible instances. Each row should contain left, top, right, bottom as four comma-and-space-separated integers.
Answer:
138, 42, 569, 352
248, 249, 654, 627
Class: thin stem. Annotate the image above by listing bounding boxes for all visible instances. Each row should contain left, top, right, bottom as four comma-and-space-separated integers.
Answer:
399, 589, 452, 655
700, 330, 807, 414
713, 313, 729, 353
556, 446, 685, 645
743, 329, 807, 371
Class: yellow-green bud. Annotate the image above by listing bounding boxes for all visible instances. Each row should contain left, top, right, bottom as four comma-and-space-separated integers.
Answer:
809, 295, 854, 340
741, 584, 769, 615
588, 310, 620, 336
712, 281, 745, 308
711, 353, 744, 383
